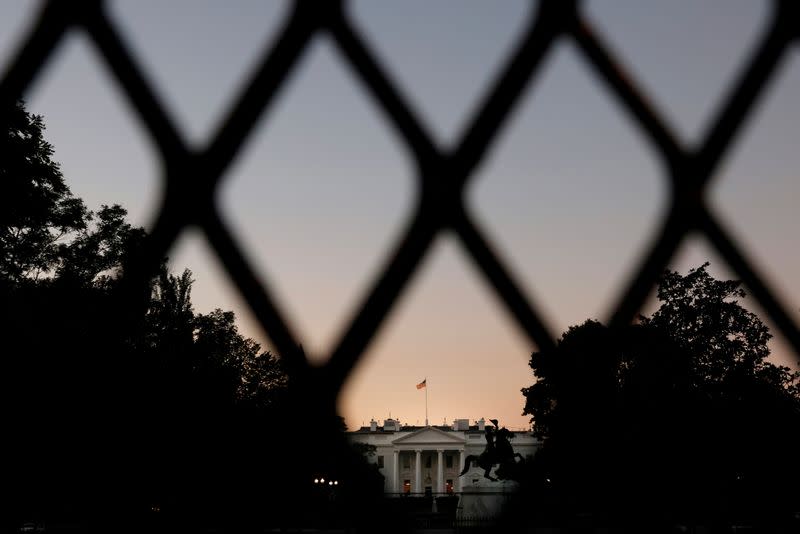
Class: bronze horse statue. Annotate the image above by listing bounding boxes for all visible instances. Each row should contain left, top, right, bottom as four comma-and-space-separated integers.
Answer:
459, 422, 525, 482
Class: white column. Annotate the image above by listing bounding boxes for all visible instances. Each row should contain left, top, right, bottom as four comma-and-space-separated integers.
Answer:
414, 449, 422, 494
436, 449, 444, 494
456, 449, 463, 493
393, 450, 400, 494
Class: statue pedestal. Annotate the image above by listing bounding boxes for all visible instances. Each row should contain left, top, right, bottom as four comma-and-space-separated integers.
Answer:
457, 476, 519, 520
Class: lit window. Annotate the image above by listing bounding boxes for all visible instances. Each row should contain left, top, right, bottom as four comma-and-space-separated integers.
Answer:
403, 480, 411, 494
446, 479, 454, 494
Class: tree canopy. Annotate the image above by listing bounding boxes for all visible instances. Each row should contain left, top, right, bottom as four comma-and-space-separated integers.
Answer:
1, 101, 86, 283
0, 101, 296, 528
519, 263, 800, 527
642, 262, 782, 387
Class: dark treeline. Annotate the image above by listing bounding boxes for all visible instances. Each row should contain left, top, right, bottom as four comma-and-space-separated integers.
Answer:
505, 263, 800, 531
0, 101, 382, 532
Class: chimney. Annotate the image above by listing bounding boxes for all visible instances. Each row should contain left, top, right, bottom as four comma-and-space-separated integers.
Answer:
370, 418, 377, 432
454, 419, 469, 431
477, 418, 485, 431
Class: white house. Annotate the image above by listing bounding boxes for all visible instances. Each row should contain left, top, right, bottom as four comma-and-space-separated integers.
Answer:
348, 417, 540, 517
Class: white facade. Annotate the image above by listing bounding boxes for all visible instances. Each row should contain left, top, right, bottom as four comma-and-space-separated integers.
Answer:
348, 417, 540, 508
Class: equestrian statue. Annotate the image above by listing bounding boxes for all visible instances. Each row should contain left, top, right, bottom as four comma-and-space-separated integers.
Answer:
459, 419, 525, 482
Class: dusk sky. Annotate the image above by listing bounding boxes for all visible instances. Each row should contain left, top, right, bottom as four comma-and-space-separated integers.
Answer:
2, 1, 799, 432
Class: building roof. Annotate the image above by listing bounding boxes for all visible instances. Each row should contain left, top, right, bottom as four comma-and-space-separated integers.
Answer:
350, 424, 533, 435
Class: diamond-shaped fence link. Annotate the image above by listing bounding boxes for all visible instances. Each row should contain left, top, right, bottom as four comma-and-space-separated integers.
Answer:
2, 0, 800, 530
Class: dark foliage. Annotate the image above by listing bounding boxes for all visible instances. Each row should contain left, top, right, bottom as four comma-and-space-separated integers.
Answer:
0, 102, 388, 532
518, 265, 800, 529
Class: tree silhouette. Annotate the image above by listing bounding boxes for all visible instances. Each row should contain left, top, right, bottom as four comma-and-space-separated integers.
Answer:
519, 264, 800, 529
0, 101, 294, 530
642, 262, 785, 387
0, 101, 87, 283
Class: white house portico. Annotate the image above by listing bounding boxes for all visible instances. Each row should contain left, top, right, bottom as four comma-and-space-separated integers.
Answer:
389, 426, 466, 495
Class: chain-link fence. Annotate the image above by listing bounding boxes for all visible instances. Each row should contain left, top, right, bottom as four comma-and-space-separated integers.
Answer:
2, 1, 800, 532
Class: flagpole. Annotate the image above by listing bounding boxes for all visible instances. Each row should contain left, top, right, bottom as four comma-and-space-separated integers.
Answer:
417, 378, 429, 426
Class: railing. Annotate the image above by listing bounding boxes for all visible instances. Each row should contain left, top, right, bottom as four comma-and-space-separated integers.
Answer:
454, 515, 498, 533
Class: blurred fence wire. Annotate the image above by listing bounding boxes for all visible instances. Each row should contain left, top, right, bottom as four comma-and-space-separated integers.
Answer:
2, 0, 799, 531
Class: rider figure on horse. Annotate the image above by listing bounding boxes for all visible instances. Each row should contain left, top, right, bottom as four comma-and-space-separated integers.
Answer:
459, 419, 524, 482
484, 419, 498, 455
